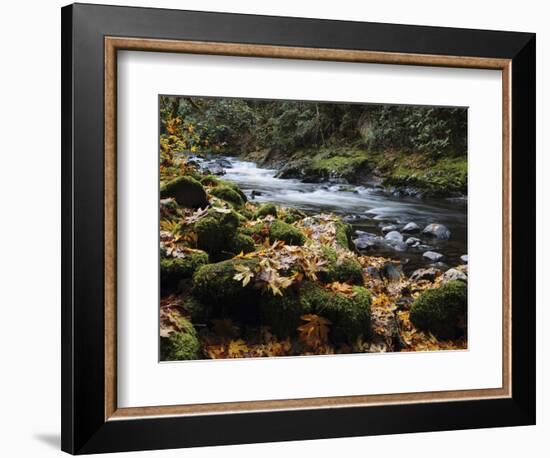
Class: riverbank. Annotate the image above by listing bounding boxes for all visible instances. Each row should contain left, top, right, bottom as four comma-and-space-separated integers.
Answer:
239, 145, 467, 198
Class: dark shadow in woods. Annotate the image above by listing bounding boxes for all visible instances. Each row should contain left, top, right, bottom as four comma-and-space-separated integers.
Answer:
34, 433, 60, 449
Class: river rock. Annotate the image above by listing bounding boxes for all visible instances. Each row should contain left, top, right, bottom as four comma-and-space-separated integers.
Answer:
460, 254, 468, 263
422, 223, 451, 240
442, 268, 467, 283
405, 237, 421, 247
402, 222, 420, 233
381, 224, 398, 234
364, 266, 382, 281
388, 241, 408, 252
383, 262, 403, 282
353, 232, 382, 250
384, 231, 404, 242
410, 267, 442, 282
423, 251, 445, 262
416, 244, 433, 251
160, 176, 209, 209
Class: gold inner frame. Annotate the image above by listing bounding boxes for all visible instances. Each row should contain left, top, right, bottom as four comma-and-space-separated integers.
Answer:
104, 37, 512, 421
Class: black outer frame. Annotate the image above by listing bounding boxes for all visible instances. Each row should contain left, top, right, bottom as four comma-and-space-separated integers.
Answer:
61, 3, 536, 454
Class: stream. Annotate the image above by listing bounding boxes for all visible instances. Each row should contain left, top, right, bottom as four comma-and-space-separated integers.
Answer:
203, 156, 467, 273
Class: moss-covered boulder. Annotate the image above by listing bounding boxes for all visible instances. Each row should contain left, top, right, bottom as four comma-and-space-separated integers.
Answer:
200, 174, 221, 187
254, 203, 278, 219
210, 185, 245, 207
160, 176, 208, 208
260, 287, 311, 338
334, 220, 354, 250
300, 282, 371, 342
409, 280, 467, 339
281, 207, 307, 224
160, 251, 209, 288
195, 210, 240, 254
227, 232, 256, 255
160, 317, 201, 361
269, 220, 306, 246
181, 295, 212, 324
318, 247, 363, 285
192, 259, 261, 320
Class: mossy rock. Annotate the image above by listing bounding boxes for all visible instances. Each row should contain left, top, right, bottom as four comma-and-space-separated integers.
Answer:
318, 247, 363, 285
269, 220, 306, 246
334, 220, 354, 250
192, 259, 261, 320
409, 280, 467, 339
160, 251, 209, 289
160, 317, 201, 361
281, 207, 307, 224
181, 295, 212, 325
227, 232, 256, 255
200, 174, 221, 187
254, 203, 278, 219
300, 282, 371, 342
224, 182, 248, 203
195, 210, 240, 254
260, 287, 311, 338
160, 176, 208, 208
210, 185, 245, 208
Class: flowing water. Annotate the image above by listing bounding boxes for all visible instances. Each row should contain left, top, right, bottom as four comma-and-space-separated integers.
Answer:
212, 157, 467, 272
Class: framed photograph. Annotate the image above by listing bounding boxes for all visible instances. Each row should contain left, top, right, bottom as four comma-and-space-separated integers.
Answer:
61, 3, 536, 454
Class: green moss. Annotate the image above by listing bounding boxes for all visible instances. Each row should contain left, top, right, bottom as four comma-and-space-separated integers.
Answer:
224, 181, 248, 203
160, 317, 201, 361
227, 232, 256, 255
269, 220, 305, 246
254, 203, 278, 219
334, 220, 354, 250
318, 247, 363, 285
200, 174, 221, 186
194, 210, 240, 254
210, 185, 245, 207
160, 175, 208, 208
409, 280, 467, 339
281, 207, 307, 224
192, 259, 260, 315
160, 251, 209, 287
260, 288, 311, 338
300, 282, 371, 342
181, 296, 212, 324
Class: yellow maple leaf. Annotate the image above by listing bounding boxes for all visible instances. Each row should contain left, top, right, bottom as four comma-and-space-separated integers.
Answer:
228, 339, 249, 358
297, 314, 332, 349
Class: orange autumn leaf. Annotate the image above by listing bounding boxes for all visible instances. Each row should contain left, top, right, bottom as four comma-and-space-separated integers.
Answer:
297, 314, 331, 349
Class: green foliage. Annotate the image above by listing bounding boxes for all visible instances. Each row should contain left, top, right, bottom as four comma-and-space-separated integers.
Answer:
160, 317, 201, 361
269, 220, 306, 246
410, 280, 467, 339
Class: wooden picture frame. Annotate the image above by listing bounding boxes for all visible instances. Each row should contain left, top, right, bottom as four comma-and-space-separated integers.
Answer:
62, 3, 535, 454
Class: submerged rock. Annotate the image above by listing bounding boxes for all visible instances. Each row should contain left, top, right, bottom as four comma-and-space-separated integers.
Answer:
384, 231, 404, 242
381, 224, 398, 234
405, 237, 421, 247
422, 223, 451, 240
402, 222, 420, 233
423, 251, 445, 262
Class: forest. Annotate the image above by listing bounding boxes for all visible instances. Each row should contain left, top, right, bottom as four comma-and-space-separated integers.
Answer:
159, 96, 468, 361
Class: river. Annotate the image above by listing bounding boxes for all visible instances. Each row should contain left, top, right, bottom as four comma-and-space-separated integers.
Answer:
210, 156, 467, 273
